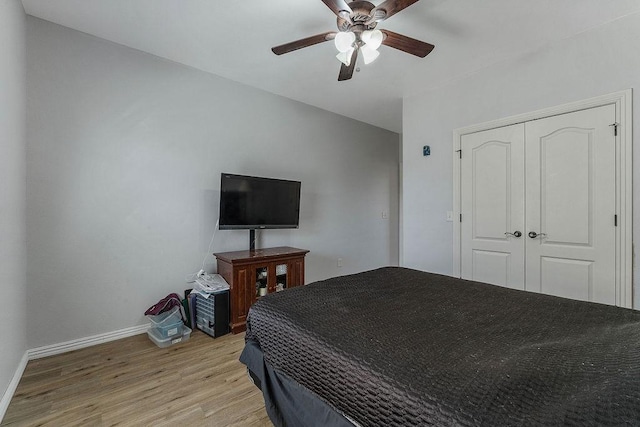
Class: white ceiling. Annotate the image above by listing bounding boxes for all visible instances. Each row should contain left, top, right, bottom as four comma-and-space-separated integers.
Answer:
20, 0, 640, 133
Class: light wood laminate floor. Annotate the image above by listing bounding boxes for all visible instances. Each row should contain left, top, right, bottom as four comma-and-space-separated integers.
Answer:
2, 330, 272, 426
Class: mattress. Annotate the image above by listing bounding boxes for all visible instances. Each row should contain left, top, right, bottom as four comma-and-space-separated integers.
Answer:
243, 267, 640, 426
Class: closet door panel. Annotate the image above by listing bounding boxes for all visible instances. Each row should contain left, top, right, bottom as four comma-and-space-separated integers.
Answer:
541, 131, 591, 245
525, 104, 616, 304
460, 124, 525, 289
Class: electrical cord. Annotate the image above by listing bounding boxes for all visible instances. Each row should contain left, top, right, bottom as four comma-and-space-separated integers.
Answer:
251, 229, 259, 250
185, 219, 219, 283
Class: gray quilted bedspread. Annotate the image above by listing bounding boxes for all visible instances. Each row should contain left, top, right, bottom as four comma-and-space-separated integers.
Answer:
245, 267, 640, 426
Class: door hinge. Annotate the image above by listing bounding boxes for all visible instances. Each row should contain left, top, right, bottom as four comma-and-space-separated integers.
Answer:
459, 213, 462, 222
615, 214, 618, 227
455, 149, 462, 159
610, 122, 619, 136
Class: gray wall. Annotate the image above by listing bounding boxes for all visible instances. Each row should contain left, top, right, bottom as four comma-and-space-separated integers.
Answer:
0, 0, 27, 405
26, 18, 399, 348
402, 13, 640, 308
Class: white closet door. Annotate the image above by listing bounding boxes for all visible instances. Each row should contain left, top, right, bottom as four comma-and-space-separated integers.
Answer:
525, 104, 616, 304
460, 124, 525, 289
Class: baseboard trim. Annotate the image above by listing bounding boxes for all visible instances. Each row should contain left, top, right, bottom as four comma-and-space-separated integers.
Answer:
28, 324, 150, 360
0, 351, 29, 422
1, 325, 151, 422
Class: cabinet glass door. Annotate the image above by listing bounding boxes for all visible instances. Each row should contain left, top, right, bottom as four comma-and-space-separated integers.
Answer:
255, 266, 268, 298
275, 264, 287, 292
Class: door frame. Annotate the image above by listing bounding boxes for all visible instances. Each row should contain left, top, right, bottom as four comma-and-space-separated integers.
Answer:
452, 90, 633, 308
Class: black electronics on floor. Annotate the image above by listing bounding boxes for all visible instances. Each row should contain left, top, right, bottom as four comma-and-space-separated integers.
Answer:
195, 290, 230, 338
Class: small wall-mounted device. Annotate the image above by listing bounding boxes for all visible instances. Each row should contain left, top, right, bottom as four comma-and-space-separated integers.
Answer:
423, 145, 431, 156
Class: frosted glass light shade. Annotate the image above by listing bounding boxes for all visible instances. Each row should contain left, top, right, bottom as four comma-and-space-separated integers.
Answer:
334, 31, 356, 52
361, 29, 383, 50
336, 48, 355, 66
361, 45, 380, 64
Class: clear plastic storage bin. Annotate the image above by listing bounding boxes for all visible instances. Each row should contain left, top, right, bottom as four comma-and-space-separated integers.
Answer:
147, 306, 183, 338
148, 325, 191, 348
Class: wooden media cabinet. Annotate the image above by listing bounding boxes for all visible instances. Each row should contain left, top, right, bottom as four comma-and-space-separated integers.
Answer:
214, 246, 309, 334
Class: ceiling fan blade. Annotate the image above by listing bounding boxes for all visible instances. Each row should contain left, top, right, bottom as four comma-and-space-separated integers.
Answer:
338, 49, 358, 81
272, 32, 337, 55
371, 0, 420, 21
381, 30, 434, 57
321, 0, 353, 17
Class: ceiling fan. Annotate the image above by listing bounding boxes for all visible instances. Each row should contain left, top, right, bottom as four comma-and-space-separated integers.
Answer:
272, 0, 435, 81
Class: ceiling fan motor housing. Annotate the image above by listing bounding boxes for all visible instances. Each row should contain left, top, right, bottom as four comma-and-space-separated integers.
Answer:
337, 1, 380, 33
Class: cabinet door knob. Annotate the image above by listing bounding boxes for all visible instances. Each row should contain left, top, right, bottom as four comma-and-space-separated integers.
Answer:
504, 231, 522, 238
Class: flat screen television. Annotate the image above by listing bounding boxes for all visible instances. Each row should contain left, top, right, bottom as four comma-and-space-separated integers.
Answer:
219, 173, 301, 245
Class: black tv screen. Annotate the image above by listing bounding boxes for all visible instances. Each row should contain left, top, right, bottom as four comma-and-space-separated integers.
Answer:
219, 173, 301, 229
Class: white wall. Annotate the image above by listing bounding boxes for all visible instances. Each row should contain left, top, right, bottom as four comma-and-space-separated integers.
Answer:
26, 18, 399, 348
0, 0, 27, 407
402, 12, 640, 308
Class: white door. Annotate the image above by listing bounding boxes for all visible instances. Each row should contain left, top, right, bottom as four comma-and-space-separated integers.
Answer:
460, 124, 525, 289
525, 104, 617, 304
460, 104, 617, 305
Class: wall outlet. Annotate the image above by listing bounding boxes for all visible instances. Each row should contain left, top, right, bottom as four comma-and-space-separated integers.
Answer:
446, 211, 454, 222
337, 258, 343, 268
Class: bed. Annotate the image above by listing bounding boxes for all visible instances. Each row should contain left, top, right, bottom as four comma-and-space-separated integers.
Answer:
240, 267, 640, 426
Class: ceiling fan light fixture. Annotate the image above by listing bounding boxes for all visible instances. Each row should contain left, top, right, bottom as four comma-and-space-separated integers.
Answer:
334, 31, 356, 52
361, 29, 383, 50
336, 48, 355, 66
271, 0, 435, 81
361, 45, 380, 65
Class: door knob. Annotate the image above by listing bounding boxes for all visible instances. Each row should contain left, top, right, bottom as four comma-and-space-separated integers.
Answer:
528, 231, 547, 239
504, 231, 522, 238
